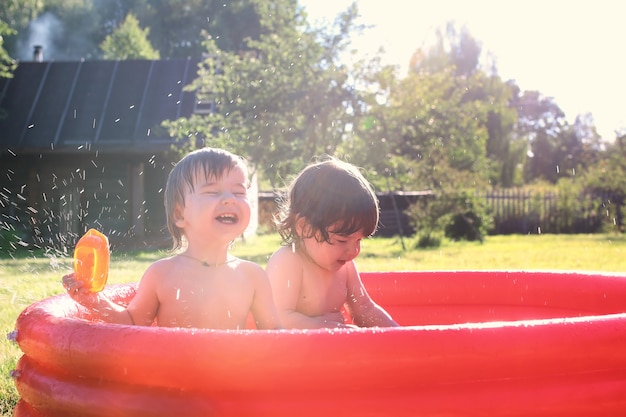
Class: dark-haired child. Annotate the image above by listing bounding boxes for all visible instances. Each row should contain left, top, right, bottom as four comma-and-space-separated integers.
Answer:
266, 157, 398, 329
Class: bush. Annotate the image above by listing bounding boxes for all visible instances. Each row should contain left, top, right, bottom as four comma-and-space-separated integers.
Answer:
445, 210, 485, 241
442, 191, 493, 242
407, 189, 494, 243
414, 233, 442, 248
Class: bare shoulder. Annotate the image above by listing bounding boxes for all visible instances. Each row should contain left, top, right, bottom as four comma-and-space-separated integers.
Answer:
139, 255, 178, 285
266, 245, 301, 270
144, 255, 178, 272
231, 258, 267, 281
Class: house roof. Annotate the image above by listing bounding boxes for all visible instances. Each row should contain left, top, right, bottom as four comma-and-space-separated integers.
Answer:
0, 58, 201, 154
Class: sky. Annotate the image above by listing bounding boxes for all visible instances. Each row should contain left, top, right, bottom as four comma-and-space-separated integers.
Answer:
300, 0, 625, 141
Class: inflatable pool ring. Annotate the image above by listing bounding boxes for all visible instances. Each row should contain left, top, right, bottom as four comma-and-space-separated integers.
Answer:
73, 228, 109, 292
10, 270, 626, 416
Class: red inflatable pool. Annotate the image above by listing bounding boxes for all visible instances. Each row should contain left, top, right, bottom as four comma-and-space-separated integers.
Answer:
11, 270, 626, 416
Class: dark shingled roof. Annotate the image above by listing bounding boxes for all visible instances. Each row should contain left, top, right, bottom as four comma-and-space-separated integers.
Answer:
0, 58, 201, 154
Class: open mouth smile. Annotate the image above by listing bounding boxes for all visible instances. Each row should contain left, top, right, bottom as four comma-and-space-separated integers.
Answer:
216, 213, 238, 224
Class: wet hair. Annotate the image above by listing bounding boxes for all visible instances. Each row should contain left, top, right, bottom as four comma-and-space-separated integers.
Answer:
164, 147, 249, 250
275, 156, 379, 244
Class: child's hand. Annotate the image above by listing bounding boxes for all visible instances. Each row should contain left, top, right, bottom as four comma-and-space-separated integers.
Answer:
321, 311, 357, 328
62, 273, 100, 308
62, 272, 131, 325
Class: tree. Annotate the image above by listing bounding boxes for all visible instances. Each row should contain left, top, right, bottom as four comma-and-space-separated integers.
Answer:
349, 22, 506, 243
0, 19, 16, 77
554, 114, 604, 182
409, 22, 482, 77
405, 22, 522, 188
100, 13, 159, 60
13, 0, 106, 60
508, 89, 567, 182
466, 73, 519, 187
354, 22, 503, 193
582, 135, 626, 232
165, 0, 361, 186
139, 0, 262, 58
4, 0, 265, 60
347, 56, 499, 244
0, 0, 44, 57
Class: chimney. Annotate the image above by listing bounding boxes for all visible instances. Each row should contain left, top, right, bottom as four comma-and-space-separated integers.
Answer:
33, 45, 43, 62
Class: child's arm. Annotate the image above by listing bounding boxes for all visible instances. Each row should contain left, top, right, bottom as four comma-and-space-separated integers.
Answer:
62, 273, 134, 325
344, 262, 399, 327
246, 263, 283, 329
124, 263, 163, 326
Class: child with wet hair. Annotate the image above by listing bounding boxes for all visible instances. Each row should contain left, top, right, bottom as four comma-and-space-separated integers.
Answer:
266, 156, 399, 329
63, 147, 281, 330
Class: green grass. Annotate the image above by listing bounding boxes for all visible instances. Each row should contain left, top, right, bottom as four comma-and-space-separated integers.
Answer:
1, 233, 625, 415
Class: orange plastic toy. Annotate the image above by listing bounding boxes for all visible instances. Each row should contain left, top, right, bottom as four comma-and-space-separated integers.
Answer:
73, 228, 109, 292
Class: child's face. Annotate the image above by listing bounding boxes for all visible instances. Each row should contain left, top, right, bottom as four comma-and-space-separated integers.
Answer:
175, 166, 251, 244
301, 226, 365, 272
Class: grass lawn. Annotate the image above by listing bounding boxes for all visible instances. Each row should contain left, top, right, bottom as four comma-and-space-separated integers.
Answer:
1, 232, 625, 415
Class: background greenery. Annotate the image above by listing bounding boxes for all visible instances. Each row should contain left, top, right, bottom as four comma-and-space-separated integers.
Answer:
3, 0, 624, 246
2, 1, 625, 188
2, 233, 625, 416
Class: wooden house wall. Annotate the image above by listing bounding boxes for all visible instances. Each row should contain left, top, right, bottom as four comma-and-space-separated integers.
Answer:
0, 58, 204, 251
0, 152, 173, 250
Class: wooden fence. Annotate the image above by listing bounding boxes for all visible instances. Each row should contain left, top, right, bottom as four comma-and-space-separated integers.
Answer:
483, 189, 619, 235
258, 189, 621, 237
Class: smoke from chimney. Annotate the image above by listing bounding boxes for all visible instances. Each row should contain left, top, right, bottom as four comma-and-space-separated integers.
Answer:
33, 45, 43, 62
